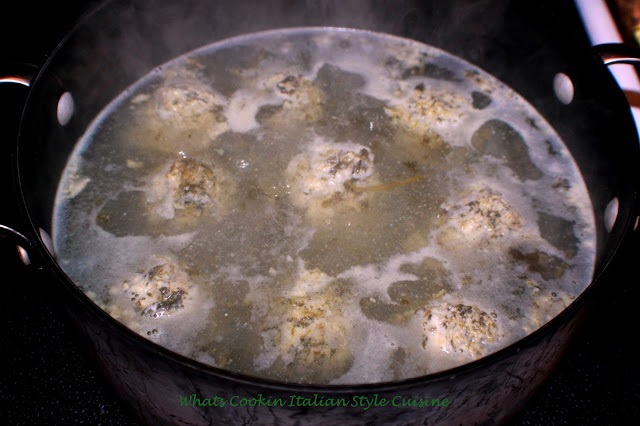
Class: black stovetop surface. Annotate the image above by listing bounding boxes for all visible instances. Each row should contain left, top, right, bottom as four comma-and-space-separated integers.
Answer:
1, 1, 639, 424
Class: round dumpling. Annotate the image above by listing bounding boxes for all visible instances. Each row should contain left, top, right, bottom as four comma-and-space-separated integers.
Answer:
285, 140, 379, 222
126, 66, 230, 153
256, 270, 354, 383
436, 185, 523, 249
419, 302, 499, 358
105, 255, 206, 341
385, 82, 466, 133
145, 155, 236, 226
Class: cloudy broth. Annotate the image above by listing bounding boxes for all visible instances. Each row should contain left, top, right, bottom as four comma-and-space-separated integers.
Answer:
52, 28, 596, 384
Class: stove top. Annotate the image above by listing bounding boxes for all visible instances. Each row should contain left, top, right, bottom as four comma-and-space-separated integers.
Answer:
1, 1, 639, 424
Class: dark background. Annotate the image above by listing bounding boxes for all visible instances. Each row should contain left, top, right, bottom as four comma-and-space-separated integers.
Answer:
1, 1, 639, 425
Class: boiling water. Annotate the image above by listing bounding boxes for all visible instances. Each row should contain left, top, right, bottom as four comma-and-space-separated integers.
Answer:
52, 28, 596, 385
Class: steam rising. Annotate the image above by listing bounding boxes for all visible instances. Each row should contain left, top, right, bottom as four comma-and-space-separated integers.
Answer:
58, 0, 513, 123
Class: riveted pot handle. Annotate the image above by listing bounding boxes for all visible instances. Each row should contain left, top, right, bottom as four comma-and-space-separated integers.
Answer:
592, 44, 640, 231
0, 63, 38, 266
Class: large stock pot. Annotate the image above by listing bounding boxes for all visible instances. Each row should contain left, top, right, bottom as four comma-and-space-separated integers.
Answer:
1, 1, 639, 424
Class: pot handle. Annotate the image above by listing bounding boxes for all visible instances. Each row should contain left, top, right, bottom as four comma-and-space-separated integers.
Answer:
0, 64, 37, 266
593, 42, 640, 65
0, 64, 34, 86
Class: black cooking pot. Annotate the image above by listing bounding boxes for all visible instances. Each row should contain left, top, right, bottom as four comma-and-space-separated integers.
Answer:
2, 1, 639, 425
